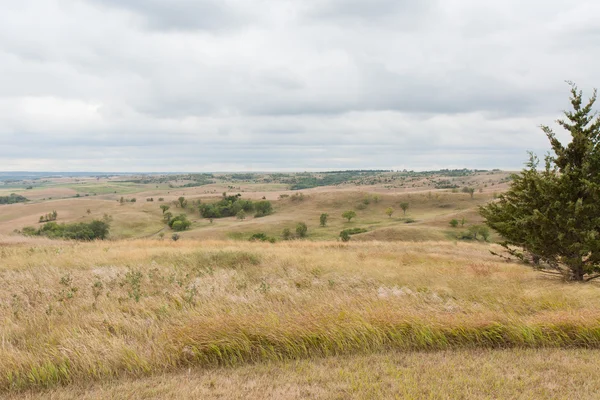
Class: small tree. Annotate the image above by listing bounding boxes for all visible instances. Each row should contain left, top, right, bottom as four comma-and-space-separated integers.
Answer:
178, 197, 187, 208
296, 222, 308, 238
342, 210, 357, 222
236, 210, 246, 220
460, 217, 466, 227
400, 202, 409, 216
171, 233, 180, 241
449, 219, 459, 228
163, 211, 173, 223
480, 83, 600, 281
385, 207, 394, 218
160, 205, 170, 214
320, 213, 329, 227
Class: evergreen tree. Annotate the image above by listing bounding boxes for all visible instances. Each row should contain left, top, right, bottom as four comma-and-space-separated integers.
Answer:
480, 83, 600, 281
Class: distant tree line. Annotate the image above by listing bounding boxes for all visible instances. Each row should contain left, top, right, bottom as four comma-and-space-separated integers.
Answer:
0, 193, 28, 204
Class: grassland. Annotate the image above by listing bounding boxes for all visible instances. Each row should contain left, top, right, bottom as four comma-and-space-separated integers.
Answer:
3, 170, 598, 399
1, 238, 600, 397
11, 349, 600, 399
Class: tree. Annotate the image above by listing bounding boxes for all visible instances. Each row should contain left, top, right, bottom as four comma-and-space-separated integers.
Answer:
236, 210, 246, 220
467, 188, 475, 199
480, 83, 600, 281
342, 210, 357, 222
163, 211, 173, 223
320, 213, 329, 227
160, 205, 170, 214
296, 222, 308, 238
178, 197, 187, 208
172, 233, 180, 241
400, 202, 409, 216
385, 207, 394, 218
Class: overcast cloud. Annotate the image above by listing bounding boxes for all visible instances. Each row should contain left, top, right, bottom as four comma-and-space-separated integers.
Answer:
1, 0, 599, 172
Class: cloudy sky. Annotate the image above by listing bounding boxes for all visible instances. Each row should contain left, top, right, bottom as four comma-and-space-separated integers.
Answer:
1, 0, 598, 172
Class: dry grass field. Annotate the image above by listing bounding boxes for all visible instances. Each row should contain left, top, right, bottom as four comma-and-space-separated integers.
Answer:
1, 238, 600, 398
2, 171, 597, 399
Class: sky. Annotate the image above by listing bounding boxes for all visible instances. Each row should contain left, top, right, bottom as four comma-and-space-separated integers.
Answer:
1, 0, 599, 172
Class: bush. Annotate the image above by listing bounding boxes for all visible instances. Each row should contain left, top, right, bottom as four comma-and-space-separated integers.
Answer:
249, 233, 276, 243
254, 200, 273, 218
282, 228, 292, 240
169, 214, 191, 231
290, 193, 305, 202
450, 219, 459, 228
296, 222, 308, 238
172, 233, 180, 241
340, 230, 351, 242
26, 220, 110, 240
341, 228, 368, 236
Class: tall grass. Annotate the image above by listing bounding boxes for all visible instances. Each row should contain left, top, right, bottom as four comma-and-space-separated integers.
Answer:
1, 239, 599, 392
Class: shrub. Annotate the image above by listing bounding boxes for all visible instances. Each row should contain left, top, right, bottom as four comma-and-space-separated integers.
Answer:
26, 220, 110, 240
169, 214, 191, 231
450, 219, 459, 228
296, 222, 308, 238
340, 228, 367, 236
249, 233, 276, 243
355, 203, 367, 210
254, 200, 273, 218
340, 230, 351, 242
290, 193, 305, 202
171, 233, 180, 241
282, 228, 292, 240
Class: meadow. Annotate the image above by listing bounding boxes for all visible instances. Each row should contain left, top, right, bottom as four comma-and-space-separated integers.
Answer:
1, 170, 598, 398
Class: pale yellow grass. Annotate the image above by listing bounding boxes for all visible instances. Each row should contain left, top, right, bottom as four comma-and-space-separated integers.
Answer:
11, 349, 600, 400
1, 239, 600, 394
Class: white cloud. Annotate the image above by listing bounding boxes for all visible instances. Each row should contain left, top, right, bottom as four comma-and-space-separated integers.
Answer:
0, 0, 598, 171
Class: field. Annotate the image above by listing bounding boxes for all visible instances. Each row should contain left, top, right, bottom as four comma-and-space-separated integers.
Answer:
2, 170, 599, 399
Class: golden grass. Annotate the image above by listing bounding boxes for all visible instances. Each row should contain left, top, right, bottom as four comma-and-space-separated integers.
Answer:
10, 349, 600, 399
1, 239, 600, 394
